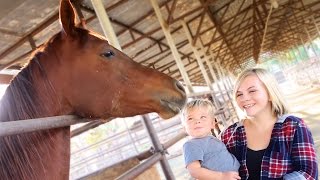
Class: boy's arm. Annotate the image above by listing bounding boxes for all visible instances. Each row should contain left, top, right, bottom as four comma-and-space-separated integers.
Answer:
187, 161, 241, 180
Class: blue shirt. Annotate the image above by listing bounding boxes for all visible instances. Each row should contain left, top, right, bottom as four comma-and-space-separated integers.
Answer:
183, 135, 240, 172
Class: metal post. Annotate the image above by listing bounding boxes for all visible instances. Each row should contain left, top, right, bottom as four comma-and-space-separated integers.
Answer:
304, 26, 320, 60
222, 69, 233, 91
90, 0, 122, 50
149, 0, 193, 94
226, 71, 235, 90
141, 114, 175, 179
209, 54, 238, 122
180, 20, 220, 106
299, 35, 310, 59
219, 67, 238, 122
201, 53, 231, 124
180, 20, 212, 89
0, 115, 90, 137
303, 26, 320, 81
295, 43, 304, 61
312, 16, 320, 37
299, 36, 314, 84
197, 44, 229, 107
123, 118, 139, 154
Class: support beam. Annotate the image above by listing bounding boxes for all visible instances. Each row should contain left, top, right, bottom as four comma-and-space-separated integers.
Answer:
150, 0, 193, 93
27, 36, 37, 50
0, 115, 90, 137
192, 10, 206, 46
141, 115, 174, 179
90, 0, 122, 50
202, 1, 240, 69
167, 0, 178, 24
269, 0, 295, 51
181, 20, 212, 90
0, 13, 59, 61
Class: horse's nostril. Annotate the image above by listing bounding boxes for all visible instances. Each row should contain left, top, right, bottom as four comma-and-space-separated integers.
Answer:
175, 81, 186, 94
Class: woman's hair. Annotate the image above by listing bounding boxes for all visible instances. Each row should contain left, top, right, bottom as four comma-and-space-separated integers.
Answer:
233, 67, 289, 117
182, 99, 216, 124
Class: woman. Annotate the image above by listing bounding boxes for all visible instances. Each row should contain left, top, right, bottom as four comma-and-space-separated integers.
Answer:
221, 67, 318, 179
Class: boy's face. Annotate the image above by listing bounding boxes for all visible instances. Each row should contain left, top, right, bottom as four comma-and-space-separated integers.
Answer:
184, 107, 215, 138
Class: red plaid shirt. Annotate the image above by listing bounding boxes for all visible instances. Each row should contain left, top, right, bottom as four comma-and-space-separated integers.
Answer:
221, 115, 318, 180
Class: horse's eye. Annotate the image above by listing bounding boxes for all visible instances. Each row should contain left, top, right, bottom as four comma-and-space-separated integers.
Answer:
100, 50, 115, 58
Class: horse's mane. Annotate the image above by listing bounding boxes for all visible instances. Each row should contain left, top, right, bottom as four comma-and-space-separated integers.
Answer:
1, 55, 53, 121
0, 27, 90, 122
0, 27, 90, 179
0, 38, 61, 179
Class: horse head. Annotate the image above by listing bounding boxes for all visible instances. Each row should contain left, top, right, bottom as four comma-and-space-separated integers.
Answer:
44, 0, 186, 120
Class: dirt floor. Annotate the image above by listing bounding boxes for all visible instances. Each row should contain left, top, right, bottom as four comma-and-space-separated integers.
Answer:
158, 82, 320, 179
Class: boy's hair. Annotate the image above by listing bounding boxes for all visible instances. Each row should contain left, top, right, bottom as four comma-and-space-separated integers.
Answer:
233, 67, 289, 117
182, 99, 216, 124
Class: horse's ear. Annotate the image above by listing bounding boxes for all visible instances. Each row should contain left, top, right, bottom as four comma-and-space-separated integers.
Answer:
59, 0, 77, 36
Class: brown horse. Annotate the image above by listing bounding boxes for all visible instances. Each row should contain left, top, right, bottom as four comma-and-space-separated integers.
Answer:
0, 0, 186, 179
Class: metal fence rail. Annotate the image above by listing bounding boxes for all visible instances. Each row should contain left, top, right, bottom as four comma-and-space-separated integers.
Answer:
0, 89, 236, 179
0, 115, 91, 137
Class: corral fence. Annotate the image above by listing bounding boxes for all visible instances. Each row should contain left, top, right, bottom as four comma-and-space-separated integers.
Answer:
0, 89, 238, 180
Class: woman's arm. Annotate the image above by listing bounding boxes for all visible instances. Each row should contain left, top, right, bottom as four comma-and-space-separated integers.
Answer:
284, 119, 318, 180
187, 161, 240, 180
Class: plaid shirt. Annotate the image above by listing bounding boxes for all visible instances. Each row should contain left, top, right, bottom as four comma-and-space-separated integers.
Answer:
221, 115, 318, 180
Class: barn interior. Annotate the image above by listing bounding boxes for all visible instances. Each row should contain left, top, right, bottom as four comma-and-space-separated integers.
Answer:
0, 0, 319, 179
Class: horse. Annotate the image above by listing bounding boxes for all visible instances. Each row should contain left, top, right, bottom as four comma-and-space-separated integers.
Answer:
0, 0, 186, 179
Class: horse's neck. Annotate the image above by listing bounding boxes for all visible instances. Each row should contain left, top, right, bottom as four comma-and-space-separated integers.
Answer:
0, 128, 71, 179
0, 55, 71, 179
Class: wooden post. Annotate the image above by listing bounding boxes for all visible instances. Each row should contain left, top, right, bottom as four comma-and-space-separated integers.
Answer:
149, 0, 193, 93
90, 0, 122, 50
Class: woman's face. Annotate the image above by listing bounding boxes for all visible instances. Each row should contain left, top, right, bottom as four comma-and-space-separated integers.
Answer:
235, 74, 272, 118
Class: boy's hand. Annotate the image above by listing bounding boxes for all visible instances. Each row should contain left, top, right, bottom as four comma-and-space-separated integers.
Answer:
220, 171, 241, 180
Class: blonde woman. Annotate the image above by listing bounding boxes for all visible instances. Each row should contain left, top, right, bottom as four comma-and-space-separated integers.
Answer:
221, 67, 318, 180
